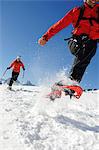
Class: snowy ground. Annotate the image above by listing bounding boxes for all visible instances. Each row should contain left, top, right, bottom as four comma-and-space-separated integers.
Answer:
0, 84, 99, 150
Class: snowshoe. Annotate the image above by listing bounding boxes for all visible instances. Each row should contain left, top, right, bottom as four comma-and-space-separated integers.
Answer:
47, 83, 83, 100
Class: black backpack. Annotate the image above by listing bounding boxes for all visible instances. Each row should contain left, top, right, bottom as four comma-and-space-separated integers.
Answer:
75, 5, 85, 28
64, 5, 85, 41
75, 5, 99, 27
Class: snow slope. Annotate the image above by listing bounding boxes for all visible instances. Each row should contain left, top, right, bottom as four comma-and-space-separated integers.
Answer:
0, 84, 99, 150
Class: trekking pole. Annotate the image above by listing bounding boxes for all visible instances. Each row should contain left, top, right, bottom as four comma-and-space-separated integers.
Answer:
23, 70, 25, 79
0, 69, 8, 80
21, 70, 25, 85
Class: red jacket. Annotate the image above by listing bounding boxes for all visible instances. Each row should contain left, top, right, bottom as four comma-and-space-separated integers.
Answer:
43, 3, 99, 40
10, 60, 25, 73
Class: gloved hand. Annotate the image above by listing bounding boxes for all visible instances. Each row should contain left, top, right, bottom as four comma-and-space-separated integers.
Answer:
38, 37, 47, 46
23, 67, 25, 71
7, 67, 11, 70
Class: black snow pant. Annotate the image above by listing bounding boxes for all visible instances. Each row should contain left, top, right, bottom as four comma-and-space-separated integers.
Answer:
9, 71, 19, 86
69, 38, 97, 83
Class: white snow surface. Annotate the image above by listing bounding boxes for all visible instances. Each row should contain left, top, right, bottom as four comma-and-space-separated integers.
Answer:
0, 84, 99, 150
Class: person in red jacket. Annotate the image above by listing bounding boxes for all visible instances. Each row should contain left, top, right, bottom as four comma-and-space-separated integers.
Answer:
7, 56, 25, 89
38, 0, 99, 85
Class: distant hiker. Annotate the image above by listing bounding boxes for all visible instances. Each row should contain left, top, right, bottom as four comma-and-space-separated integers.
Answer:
7, 56, 25, 90
38, 0, 99, 85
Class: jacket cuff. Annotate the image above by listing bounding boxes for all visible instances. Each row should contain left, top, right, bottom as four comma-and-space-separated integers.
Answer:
42, 35, 49, 41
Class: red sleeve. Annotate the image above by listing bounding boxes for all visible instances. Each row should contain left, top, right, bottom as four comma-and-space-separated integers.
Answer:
21, 62, 25, 69
42, 8, 74, 41
10, 61, 15, 68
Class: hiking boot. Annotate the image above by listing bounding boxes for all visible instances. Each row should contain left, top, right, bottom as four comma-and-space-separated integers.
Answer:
7, 86, 12, 90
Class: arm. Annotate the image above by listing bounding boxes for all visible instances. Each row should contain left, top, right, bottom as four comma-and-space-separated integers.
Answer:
38, 9, 74, 45
7, 61, 15, 70
21, 62, 25, 71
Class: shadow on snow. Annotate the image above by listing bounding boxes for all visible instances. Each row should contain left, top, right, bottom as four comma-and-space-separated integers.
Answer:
55, 115, 99, 133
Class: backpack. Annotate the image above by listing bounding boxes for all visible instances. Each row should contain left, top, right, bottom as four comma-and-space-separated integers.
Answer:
75, 5, 85, 28
65, 5, 99, 53
75, 5, 99, 28
64, 5, 86, 41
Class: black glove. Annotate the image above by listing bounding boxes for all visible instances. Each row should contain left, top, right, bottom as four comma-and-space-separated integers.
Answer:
7, 67, 11, 70
23, 67, 25, 71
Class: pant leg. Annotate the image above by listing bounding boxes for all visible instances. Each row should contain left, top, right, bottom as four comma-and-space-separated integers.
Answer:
69, 40, 97, 83
9, 72, 19, 86
13, 72, 19, 81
